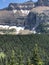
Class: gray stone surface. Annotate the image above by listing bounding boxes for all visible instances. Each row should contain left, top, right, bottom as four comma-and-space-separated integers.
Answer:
0, 0, 49, 33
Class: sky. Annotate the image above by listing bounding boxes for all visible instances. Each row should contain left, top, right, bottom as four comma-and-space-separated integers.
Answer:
0, 0, 38, 9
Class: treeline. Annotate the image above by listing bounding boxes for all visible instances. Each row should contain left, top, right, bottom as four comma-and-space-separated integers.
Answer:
0, 34, 48, 65
0, 44, 48, 65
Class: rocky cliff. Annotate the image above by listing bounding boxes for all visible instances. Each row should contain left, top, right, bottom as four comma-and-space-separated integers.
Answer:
0, 0, 49, 34
0, 1, 35, 26
37, 0, 49, 6
27, 6, 49, 33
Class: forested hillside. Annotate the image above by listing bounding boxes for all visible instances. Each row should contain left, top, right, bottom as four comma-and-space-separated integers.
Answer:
0, 34, 49, 65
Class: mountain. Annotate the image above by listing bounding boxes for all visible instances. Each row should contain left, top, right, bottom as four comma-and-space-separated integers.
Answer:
7, 1, 35, 10
26, 6, 49, 33
0, 1, 35, 34
0, 1, 35, 25
0, 0, 49, 34
37, 0, 49, 6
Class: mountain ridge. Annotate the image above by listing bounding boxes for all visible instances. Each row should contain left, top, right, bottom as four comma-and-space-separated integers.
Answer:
0, 0, 49, 34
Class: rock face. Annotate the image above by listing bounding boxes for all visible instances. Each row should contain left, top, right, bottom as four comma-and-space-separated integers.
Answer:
0, 0, 49, 34
0, 1, 36, 34
0, 1, 35, 26
38, 0, 49, 6
27, 6, 49, 33
4, 1, 35, 10
0, 10, 26, 26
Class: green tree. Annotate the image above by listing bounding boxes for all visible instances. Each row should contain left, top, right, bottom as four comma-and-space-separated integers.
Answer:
31, 44, 44, 65
18, 50, 24, 65
0, 52, 6, 65
9, 50, 16, 65
27, 57, 31, 65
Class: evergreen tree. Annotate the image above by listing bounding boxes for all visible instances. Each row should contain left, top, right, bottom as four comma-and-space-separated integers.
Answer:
5, 56, 9, 65
27, 57, 31, 65
0, 52, 6, 65
31, 44, 44, 65
18, 50, 24, 65
9, 50, 16, 65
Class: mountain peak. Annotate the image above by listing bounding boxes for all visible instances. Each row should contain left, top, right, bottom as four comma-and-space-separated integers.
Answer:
5, 1, 35, 10
38, 0, 49, 6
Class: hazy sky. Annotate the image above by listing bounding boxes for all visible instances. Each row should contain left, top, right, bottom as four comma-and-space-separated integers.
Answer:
0, 0, 38, 9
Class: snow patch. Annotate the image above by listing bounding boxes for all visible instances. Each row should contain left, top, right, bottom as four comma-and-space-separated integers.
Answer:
19, 5, 23, 8
0, 25, 37, 34
13, 10, 17, 14
32, 30, 36, 34
0, 25, 24, 34
0, 25, 9, 29
13, 9, 30, 15
46, 27, 49, 30
9, 26, 24, 34
21, 10, 30, 15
